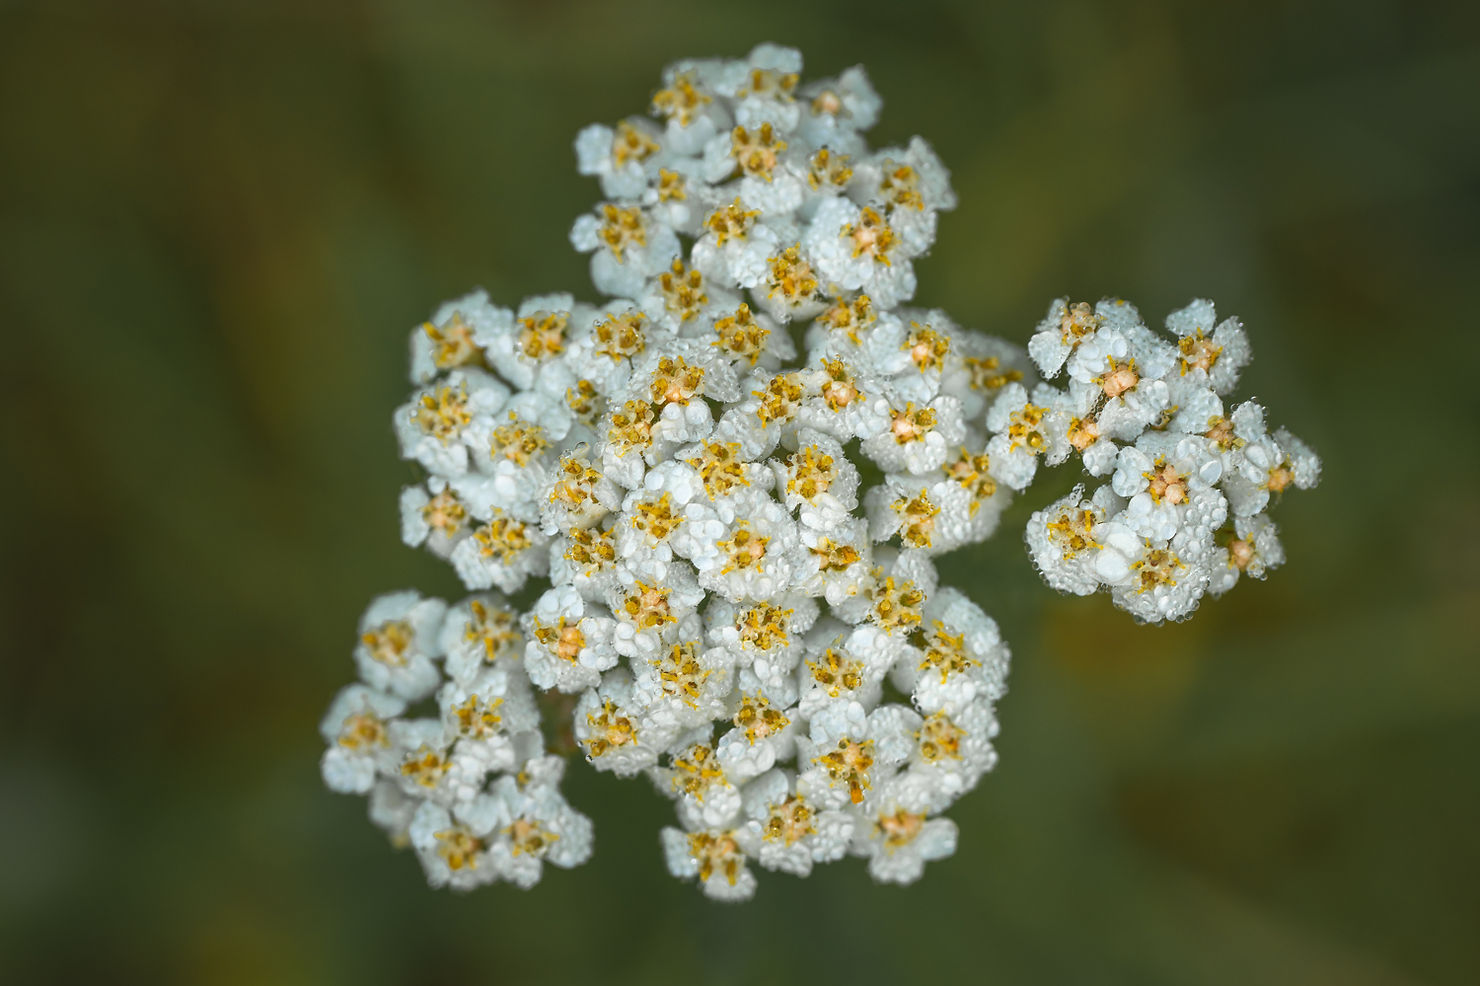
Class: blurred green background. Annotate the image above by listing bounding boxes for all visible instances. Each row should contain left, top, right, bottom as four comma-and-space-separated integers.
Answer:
2, 0, 1477, 983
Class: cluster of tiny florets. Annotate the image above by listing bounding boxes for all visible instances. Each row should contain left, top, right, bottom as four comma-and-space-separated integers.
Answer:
321, 44, 1319, 900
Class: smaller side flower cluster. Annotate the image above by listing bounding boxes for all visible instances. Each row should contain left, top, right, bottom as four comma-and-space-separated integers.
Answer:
1017, 299, 1321, 621
320, 590, 593, 891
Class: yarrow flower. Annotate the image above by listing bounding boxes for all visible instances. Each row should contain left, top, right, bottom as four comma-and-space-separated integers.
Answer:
322, 44, 1320, 899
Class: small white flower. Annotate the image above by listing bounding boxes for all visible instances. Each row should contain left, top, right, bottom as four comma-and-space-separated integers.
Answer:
409, 289, 506, 385
685, 488, 802, 602
437, 666, 538, 772
352, 592, 447, 702
1092, 523, 1214, 623
438, 593, 525, 687
848, 774, 958, 885
1026, 485, 1122, 596
905, 698, 1000, 810
796, 623, 897, 720
1208, 513, 1286, 596
629, 632, 736, 734
319, 684, 406, 795
860, 394, 966, 475
571, 202, 683, 299
393, 368, 509, 478
521, 586, 619, 693
449, 508, 550, 594
658, 731, 745, 830
483, 773, 595, 889
408, 798, 506, 891
804, 196, 918, 308
796, 699, 919, 810
903, 588, 1010, 714
772, 429, 860, 528
1165, 298, 1251, 395
984, 382, 1071, 491
714, 691, 799, 783
795, 517, 875, 608
574, 667, 678, 777
574, 117, 668, 200
736, 768, 853, 876
795, 64, 881, 149
661, 823, 757, 901
385, 718, 488, 807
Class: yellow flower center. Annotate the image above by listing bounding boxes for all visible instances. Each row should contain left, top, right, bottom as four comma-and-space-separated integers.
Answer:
658, 259, 708, 321
465, 600, 521, 662
919, 622, 979, 680
731, 122, 787, 180
766, 245, 818, 307
735, 693, 791, 742
652, 72, 711, 126
413, 384, 471, 443
892, 490, 940, 548
653, 641, 710, 708
362, 619, 413, 667
593, 311, 646, 361
705, 199, 759, 245
517, 310, 568, 360
719, 523, 770, 574
422, 311, 481, 369
814, 738, 874, 804
472, 513, 532, 563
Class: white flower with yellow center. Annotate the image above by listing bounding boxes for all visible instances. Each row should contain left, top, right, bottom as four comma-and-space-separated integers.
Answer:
399, 474, 495, 559
385, 718, 488, 808
409, 289, 505, 385
796, 699, 919, 811
393, 368, 510, 479
573, 667, 679, 777
684, 488, 801, 602
1091, 523, 1214, 623
1165, 298, 1252, 395
1026, 485, 1123, 597
449, 507, 550, 594
520, 586, 618, 693
1111, 437, 1228, 542
1208, 512, 1287, 596
984, 381, 1073, 490
860, 394, 966, 475
904, 698, 1000, 810
408, 798, 506, 892
736, 768, 854, 876
901, 588, 1010, 716
574, 117, 668, 200
661, 823, 756, 901
848, 774, 959, 885
804, 196, 918, 308
796, 623, 897, 720
571, 202, 683, 299
483, 771, 595, 890
772, 429, 861, 529
436, 666, 538, 773
629, 630, 736, 734
438, 593, 524, 686
319, 684, 407, 795
715, 692, 800, 781
795, 517, 875, 608
604, 563, 704, 660
658, 731, 745, 830
352, 592, 447, 701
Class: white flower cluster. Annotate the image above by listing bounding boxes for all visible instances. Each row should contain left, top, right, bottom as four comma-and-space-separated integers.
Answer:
1018, 297, 1320, 621
321, 44, 1319, 900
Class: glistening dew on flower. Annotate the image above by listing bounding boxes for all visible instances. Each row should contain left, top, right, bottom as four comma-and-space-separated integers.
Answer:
321, 44, 1321, 899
